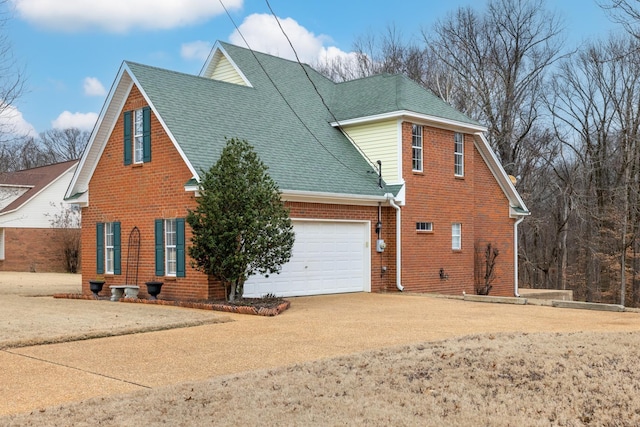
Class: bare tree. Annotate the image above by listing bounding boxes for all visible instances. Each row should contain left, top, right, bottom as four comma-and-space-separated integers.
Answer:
47, 202, 81, 273
599, 0, 640, 40
548, 34, 640, 304
40, 128, 89, 162
0, 1, 25, 143
314, 25, 427, 83
424, 0, 565, 176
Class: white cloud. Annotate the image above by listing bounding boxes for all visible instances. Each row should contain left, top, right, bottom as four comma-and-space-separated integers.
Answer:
0, 105, 38, 138
181, 40, 212, 61
11, 0, 243, 33
229, 13, 347, 64
52, 111, 98, 131
83, 77, 107, 97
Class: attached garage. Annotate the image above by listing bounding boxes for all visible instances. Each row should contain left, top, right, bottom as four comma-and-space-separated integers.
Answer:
243, 220, 371, 297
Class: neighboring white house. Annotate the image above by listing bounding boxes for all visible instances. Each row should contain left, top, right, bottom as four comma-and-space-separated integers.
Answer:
0, 160, 79, 272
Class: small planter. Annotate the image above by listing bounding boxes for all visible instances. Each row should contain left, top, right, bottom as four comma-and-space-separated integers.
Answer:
145, 281, 163, 300
89, 280, 105, 297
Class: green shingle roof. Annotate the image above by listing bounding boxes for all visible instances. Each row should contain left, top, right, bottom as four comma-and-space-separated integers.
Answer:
125, 41, 478, 198
331, 73, 481, 126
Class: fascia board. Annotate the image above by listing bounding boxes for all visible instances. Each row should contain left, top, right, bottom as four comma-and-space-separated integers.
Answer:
281, 190, 388, 206
199, 42, 253, 87
66, 63, 201, 199
187, 186, 388, 206
65, 63, 131, 199
473, 133, 530, 215
332, 110, 487, 134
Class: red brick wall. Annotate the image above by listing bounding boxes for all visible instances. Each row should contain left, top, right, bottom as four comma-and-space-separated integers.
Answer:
82, 85, 209, 300
82, 84, 398, 300
472, 145, 515, 296
0, 228, 70, 272
399, 122, 515, 296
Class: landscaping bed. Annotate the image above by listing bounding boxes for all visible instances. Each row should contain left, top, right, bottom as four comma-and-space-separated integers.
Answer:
53, 293, 291, 316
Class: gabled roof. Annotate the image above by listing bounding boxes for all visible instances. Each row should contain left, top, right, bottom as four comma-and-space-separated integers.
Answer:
0, 160, 78, 214
66, 41, 526, 213
331, 73, 483, 130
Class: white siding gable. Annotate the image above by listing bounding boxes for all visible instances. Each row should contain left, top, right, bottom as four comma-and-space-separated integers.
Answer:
210, 54, 248, 86
342, 119, 401, 184
1, 168, 77, 228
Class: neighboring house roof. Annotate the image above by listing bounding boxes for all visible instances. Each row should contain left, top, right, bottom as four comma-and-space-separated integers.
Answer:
65, 41, 527, 214
0, 160, 78, 215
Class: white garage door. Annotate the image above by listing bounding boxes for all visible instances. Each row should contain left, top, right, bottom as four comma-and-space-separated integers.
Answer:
243, 220, 370, 297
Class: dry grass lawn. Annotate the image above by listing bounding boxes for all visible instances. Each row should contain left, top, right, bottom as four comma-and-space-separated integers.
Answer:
4, 330, 640, 426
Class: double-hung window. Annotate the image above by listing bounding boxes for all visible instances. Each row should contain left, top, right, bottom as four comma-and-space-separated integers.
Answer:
452, 223, 462, 250
412, 124, 423, 172
165, 219, 177, 276
105, 223, 115, 273
96, 222, 121, 275
454, 132, 464, 177
155, 218, 185, 277
124, 106, 151, 165
133, 109, 144, 164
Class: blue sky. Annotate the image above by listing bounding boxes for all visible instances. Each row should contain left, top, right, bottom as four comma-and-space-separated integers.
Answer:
1, 0, 621, 136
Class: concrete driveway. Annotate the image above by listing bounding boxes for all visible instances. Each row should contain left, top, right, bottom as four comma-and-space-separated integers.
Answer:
2, 273, 640, 416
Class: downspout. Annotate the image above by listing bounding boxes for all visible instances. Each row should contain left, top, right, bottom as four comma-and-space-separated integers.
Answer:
388, 197, 404, 292
514, 216, 525, 297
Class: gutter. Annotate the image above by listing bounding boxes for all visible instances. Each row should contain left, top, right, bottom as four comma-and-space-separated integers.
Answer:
387, 196, 404, 292
514, 216, 525, 297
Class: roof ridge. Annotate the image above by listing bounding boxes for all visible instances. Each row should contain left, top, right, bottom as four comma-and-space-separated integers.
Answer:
218, 40, 315, 68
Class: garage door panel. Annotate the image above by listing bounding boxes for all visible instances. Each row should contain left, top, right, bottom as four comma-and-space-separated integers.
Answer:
243, 220, 369, 297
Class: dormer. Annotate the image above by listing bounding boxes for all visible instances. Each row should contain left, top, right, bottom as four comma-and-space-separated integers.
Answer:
200, 43, 253, 87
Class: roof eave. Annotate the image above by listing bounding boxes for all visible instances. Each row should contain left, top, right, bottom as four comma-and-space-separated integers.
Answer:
65, 62, 199, 201
331, 110, 487, 133
281, 189, 387, 206
64, 190, 89, 207
473, 133, 529, 214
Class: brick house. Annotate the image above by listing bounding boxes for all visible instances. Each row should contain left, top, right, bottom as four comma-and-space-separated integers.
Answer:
0, 160, 79, 272
65, 41, 528, 300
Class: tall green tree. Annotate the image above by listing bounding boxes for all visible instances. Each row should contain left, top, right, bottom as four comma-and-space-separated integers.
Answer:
187, 138, 295, 301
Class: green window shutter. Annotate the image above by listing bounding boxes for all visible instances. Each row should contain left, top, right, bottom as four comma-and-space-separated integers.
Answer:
113, 222, 121, 275
176, 218, 186, 277
123, 111, 132, 165
96, 222, 104, 274
142, 106, 151, 163
155, 219, 164, 276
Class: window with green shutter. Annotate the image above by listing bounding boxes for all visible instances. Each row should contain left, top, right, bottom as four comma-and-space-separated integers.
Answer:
123, 112, 132, 165
176, 218, 185, 277
97, 222, 121, 275
155, 219, 165, 276
155, 218, 185, 278
124, 107, 151, 165
96, 223, 104, 274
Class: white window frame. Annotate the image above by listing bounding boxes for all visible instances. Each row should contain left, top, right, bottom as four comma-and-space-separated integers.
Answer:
454, 132, 464, 177
452, 223, 462, 250
105, 223, 115, 274
165, 219, 177, 276
133, 108, 144, 164
416, 222, 433, 232
412, 124, 423, 172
